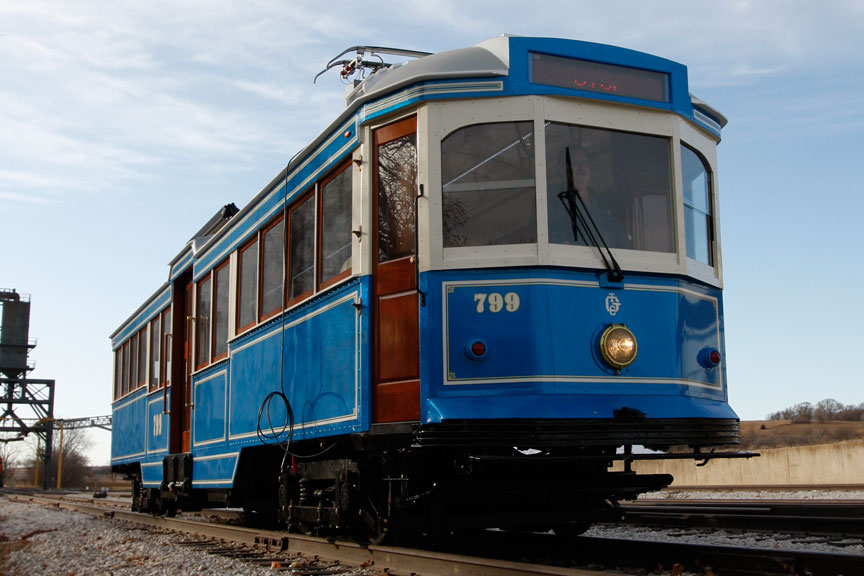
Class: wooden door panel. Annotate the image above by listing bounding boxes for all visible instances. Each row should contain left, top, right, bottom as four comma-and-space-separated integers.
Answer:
376, 256, 416, 295
182, 280, 193, 453
373, 380, 420, 422
373, 116, 420, 424
378, 293, 420, 382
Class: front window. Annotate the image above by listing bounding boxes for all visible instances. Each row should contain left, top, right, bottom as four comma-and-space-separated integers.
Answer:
681, 144, 714, 266
545, 122, 673, 252
442, 122, 536, 247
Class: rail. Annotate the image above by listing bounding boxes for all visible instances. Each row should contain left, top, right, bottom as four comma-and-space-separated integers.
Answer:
2, 494, 594, 576
5, 492, 864, 576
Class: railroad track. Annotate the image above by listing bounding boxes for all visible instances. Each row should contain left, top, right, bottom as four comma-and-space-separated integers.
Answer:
3, 494, 596, 576
6, 492, 864, 575
622, 498, 864, 536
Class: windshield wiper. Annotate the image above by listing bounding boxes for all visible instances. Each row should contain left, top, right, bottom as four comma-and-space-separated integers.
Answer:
557, 147, 624, 283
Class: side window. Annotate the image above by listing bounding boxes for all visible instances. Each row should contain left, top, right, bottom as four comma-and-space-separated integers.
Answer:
231, 162, 354, 327
130, 334, 139, 393
161, 308, 171, 387
122, 341, 131, 396
137, 328, 147, 389
196, 274, 212, 369
114, 349, 123, 399
237, 237, 258, 333
260, 218, 285, 320
212, 261, 230, 360
288, 195, 315, 303
681, 144, 714, 266
442, 122, 536, 247
149, 315, 161, 391
320, 164, 352, 287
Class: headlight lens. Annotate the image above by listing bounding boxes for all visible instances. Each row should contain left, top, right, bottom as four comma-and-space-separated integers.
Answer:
600, 324, 637, 370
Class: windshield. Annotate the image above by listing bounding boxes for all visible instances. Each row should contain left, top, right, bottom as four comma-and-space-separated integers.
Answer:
545, 122, 673, 253
442, 122, 536, 247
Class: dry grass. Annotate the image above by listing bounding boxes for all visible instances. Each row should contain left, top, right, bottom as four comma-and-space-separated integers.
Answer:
740, 420, 864, 450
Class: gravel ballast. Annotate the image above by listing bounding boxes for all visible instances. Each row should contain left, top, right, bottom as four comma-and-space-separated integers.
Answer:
0, 498, 380, 576
2, 491, 863, 575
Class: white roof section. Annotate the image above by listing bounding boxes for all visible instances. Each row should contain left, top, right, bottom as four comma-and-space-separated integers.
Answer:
345, 36, 511, 107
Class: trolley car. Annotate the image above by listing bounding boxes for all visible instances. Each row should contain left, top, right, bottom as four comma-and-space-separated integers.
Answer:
110, 35, 746, 539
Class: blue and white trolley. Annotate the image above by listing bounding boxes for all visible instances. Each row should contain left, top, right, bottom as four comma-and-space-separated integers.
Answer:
110, 35, 747, 539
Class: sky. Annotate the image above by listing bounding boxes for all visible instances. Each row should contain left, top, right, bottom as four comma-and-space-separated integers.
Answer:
2, 1, 863, 466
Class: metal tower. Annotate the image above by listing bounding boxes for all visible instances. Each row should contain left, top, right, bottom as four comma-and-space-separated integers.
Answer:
0, 288, 55, 489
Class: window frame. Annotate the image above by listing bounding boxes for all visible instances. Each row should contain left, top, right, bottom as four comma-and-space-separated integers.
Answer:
286, 190, 317, 308
129, 333, 139, 393
318, 161, 353, 291
259, 215, 286, 323
236, 235, 260, 335
114, 348, 123, 400
122, 340, 131, 396
137, 328, 147, 389
425, 97, 721, 285
680, 142, 715, 267
160, 307, 171, 388
441, 120, 537, 249
195, 273, 213, 371
149, 314, 161, 392
543, 120, 675, 253
211, 259, 231, 362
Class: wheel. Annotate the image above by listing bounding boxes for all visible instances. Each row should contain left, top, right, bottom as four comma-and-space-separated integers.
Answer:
159, 498, 178, 518
131, 476, 143, 512
553, 521, 592, 539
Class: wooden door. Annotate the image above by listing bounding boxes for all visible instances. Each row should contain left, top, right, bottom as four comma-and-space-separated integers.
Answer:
373, 117, 420, 423
182, 280, 193, 452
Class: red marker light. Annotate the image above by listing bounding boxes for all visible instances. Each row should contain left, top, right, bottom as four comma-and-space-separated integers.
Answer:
709, 350, 721, 365
471, 341, 486, 357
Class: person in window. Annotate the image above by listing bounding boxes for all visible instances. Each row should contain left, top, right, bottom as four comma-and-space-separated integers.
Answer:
547, 145, 631, 249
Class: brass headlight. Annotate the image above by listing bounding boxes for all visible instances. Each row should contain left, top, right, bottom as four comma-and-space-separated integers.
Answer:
600, 324, 637, 370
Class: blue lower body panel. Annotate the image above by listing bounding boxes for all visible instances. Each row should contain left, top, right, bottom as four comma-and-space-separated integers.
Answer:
113, 277, 371, 489
420, 267, 736, 425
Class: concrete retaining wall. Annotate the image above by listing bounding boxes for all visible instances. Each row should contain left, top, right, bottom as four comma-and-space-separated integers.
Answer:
627, 440, 864, 486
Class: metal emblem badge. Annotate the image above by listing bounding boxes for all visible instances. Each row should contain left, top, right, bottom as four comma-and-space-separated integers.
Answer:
605, 292, 621, 316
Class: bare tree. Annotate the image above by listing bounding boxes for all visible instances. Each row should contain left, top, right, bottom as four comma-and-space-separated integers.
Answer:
0, 436, 23, 467
0, 436, 25, 486
22, 427, 93, 489
767, 399, 864, 423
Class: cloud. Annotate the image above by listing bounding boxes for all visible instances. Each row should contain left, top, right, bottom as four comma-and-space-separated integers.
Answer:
1, 0, 863, 209
0, 188, 61, 205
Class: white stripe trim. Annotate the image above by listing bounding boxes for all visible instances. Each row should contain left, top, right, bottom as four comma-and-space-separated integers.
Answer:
363, 81, 504, 117
442, 278, 722, 390
443, 375, 721, 390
